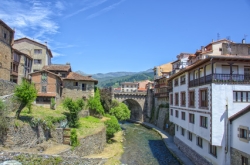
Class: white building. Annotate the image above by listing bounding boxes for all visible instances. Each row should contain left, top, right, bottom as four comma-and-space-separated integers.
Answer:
229, 105, 250, 165
169, 39, 250, 165
121, 82, 138, 92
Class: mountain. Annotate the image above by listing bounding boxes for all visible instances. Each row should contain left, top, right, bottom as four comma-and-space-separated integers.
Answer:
76, 69, 154, 88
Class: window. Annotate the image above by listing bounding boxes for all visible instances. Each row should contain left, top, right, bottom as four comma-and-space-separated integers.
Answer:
189, 113, 195, 124
197, 137, 203, 148
189, 91, 195, 107
200, 89, 208, 107
233, 91, 250, 102
181, 112, 185, 120
219, 48, 222, 51
242, 156, 248, 165
41, 72, 47, 83
41, 86, 47, 93
34, 49, 42, 54
3, 32, 6, 39
61, 74, 66, 77
209, 144, 217, 157
188, 131, 192, 141
240, 128, 248, 139
175, 93, 179, 105
170, 109, 173, 116
175, 110, 179, 118
34, 59, 42, 64
176, 125, 178, 131
200, 116, 208, 128
181, 92, 186, 106
174, 78, 178, 86
73, 82, 78, 86
181, 128, 185, 136
82, 83, 86, 91
180, 75, 186, 85
170, 94, 173, 105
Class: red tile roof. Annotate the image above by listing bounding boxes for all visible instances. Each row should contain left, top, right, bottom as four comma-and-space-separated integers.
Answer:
63, 72, 98, 84
43, 64, 71, 72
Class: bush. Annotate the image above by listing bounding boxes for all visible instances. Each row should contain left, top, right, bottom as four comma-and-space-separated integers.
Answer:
87, 88, 104, 116
104, 116, 121, 140
63, 98, 85, 128
0, 100, 8, 137
50, 98, 56, 109
70, 129, 79, 148
110, 102, 130, 121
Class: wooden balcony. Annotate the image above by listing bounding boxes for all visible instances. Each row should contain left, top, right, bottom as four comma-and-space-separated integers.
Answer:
189, 74, 250, 87
155, 92, 169, 98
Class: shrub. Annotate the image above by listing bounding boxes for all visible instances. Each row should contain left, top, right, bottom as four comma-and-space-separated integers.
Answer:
104, 116, 121, 140
70, 129, 79, 148
110, 103, 130, 121
87, 88, 104, 116
50, 98, 56, 109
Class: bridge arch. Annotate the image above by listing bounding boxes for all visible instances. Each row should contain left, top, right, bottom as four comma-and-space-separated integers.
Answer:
123, 99, 142, 121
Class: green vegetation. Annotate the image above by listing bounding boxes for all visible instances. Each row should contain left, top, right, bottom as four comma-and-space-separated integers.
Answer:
70, 129, 79, 148
104, 115, 121, 140
63, 98, 85, 128
100, 88, 112, 113
14, 154, 62, 165
14, 80, 37, 118
110, 102, 130, 122
97, 72, 154, 87
50, 98, 56, 109
0, 99, 7, 137
88, 88, 104, 116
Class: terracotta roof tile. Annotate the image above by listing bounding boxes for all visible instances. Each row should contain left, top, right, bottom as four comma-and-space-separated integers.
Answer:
64, 72, 98, 84
43, 64, 71, 72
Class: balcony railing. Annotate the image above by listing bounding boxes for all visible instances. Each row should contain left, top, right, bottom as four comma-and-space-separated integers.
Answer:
189, 74, 250, 87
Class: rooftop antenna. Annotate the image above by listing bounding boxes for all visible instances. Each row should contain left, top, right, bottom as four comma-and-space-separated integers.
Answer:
217, 33, 220, 40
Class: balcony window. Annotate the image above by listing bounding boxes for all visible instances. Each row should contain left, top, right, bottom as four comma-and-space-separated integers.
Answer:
189, 113, 195, 124
180, 75, 186, 85
188, 131, 192, 141
181, 128, 185, 136
175, 110, 179, 118
188, 91, 194, 107
181, 112, 185, 120
197, 136, 203, 148
209, 144, 217, 157
200, 116, 208, 128
170, 94, 173, 105
174, 78, 179, 86
170, 109, 173, 116
175, 93, 179, 105
200, 89, 208, 107
181, 92, 186, 106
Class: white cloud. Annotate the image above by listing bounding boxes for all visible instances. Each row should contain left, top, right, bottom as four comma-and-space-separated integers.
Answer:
64, 0, 108, 19
0, 0, 59, 39
86, 0, 125, 19
52, 51, 65, 57
55, 1, 65, 10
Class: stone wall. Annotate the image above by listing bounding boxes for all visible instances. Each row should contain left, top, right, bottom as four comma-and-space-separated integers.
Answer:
60, 127, 106, 157
174, 136, 212, 165
231, 147, 250, 165
50, 128, 63, 144
0, 151, 107, 165
0, 79, 16, 96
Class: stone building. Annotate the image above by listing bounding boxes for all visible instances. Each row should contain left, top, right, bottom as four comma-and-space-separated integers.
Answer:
10, 49, 32, 84
121, 82, 139, 92
43, 63, 71, 78
0, 19, 15, 81
13, 37, 53, 72
62, 72, 97, 100
30, 70, 62, 107
229, 105, 250, 165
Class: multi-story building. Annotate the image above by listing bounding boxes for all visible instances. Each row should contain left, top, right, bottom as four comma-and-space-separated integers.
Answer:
0, 20, 14, 81
10, 49, 32, 84
169, 39, 250, 165
153, 62, 172, 80
13, 37, 53, 72
121, 82, 139, 92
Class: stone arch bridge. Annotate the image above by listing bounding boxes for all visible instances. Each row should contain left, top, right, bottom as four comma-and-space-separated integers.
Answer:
112, 92, 148, 121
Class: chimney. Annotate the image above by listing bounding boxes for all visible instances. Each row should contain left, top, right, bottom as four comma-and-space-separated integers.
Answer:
66, 62, 70, 65
242, 39, 246, 44
88, 75, 92, 78
201, 46, 205, 52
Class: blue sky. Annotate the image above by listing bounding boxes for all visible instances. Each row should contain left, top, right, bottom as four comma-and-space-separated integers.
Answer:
1, 0, 250, 74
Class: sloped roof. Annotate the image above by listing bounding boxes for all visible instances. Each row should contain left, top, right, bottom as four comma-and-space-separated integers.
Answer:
43, 64, 71, 72
0, 19, 14, 32
63, 72, 98, 84
229, 105, 250, 123
29, 69, 61, 78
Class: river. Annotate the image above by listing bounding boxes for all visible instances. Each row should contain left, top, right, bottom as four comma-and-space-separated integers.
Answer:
120, 122, 180, 165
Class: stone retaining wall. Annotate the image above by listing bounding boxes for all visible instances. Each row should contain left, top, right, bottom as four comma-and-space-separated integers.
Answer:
231, 147, 250, 165
60, 127, 106, 157
0, 151, 107, 165
174, 136, 211, 165
0, 79, 16, 96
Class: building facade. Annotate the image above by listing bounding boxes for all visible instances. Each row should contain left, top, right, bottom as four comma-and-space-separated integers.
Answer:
121, 82, 139, 92
0, 20, 14, 81
13, 37, 52, 72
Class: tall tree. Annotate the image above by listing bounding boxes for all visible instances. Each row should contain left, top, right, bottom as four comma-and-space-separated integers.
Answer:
14, 80, 37, 118
88, 88, 104, 116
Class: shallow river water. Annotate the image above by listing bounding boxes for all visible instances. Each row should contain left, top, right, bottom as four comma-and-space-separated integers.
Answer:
120, 122, 180, 165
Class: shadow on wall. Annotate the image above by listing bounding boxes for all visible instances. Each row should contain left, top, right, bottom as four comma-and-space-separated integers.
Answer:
123, 99, 142, 121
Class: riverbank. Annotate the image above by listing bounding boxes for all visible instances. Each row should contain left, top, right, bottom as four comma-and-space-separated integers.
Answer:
130, 120, 194, 165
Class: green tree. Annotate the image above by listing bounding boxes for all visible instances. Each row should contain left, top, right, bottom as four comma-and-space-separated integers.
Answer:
104, 115, 121, 140
70, 129, 79, 147
63, 98, 85, 128
0, 99, 8, 138
110, 102, 130, 121
87, 88, 104, 116
14, 80, 37, 118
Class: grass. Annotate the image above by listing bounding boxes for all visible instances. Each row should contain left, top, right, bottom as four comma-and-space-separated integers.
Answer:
76, 116, 105, 138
